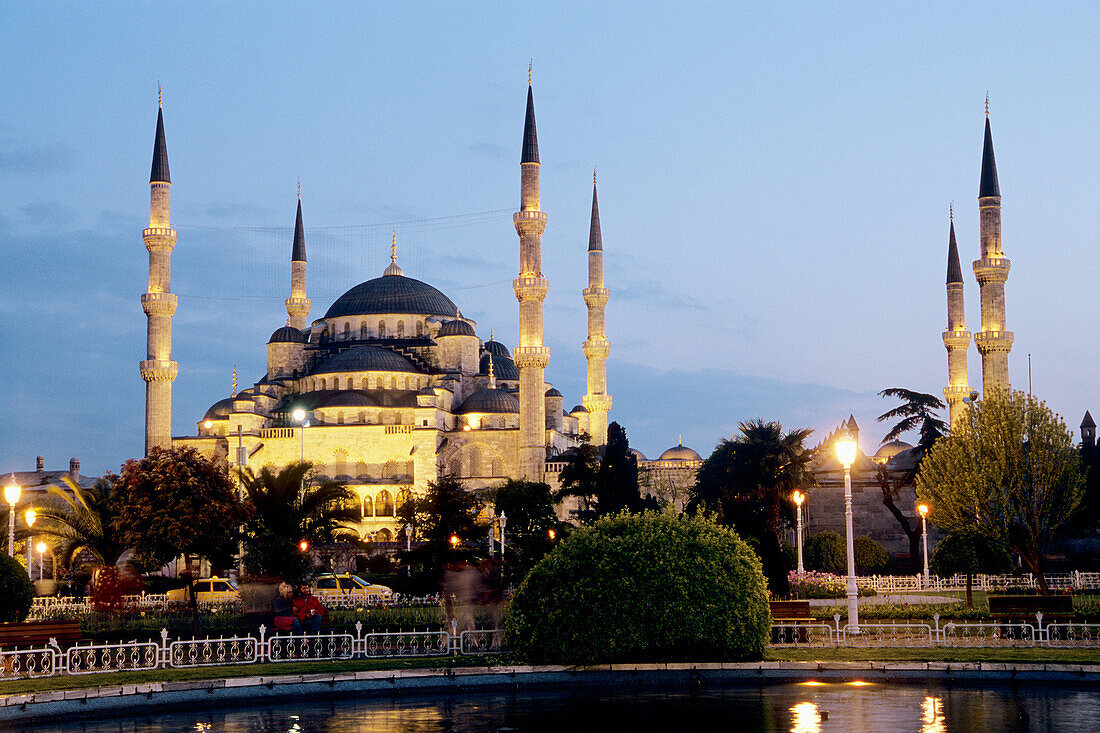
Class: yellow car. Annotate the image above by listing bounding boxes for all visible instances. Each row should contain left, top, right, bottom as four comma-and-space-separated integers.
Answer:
312, 573, 393, 603
165, 577, 240, 603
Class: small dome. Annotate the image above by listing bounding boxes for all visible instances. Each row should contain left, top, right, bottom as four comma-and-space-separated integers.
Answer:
457, 388, 520, 414
437, 320, 475, 337
545, 387, 562, 397
268, 325, 307, 344
233, 392, 253, 402
659, 444, 702, 461
630, 448, 648, 461
874, 439, 914, 461
324, 274, 458, 320
484, 339, 510, 357
202, 397, 234, 421
317, 346, 423, 374
570, 404, 588, 414
480, 353, 519, 381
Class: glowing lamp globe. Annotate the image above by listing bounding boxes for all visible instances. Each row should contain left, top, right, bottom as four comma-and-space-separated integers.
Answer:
835, 435, 857, 468
449, 534, 460, 547
298, 539, 309, 552
292, 408, 306, 423
25, 508, 36, 527
792, 490, 805, 506
4, 476, 20, 507
917, 503, 929, 518
36, 541, 47, 554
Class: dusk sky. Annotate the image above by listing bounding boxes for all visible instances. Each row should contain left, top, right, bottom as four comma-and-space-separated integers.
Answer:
2, 2, 1099, 477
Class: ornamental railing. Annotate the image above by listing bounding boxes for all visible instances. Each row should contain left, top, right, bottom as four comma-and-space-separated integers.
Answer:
857, 571, 1100, 593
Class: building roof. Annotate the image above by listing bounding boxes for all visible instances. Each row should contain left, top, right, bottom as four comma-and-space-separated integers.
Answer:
203, 397, 235, 421
480, 352, 519, 381
980, 116, 1000, 198
629, 447, 648, 461
150, 107, 170, 184
457, 387, 520, 414
323, 274, 458, 320
292, 198, 306, 262
1083, 411, 1096, 429
946, 218, 963, 284
437, 320, 475, 337
545, 387, 562, 397
874, 439, 914, 462
268, 325, 307, 344
521, 84, 539, 164
484, 338, 510, 357
570, 404, 588, 414
588, 178, 602, 252
316, 346, 423, 374
658, 444, 702, 461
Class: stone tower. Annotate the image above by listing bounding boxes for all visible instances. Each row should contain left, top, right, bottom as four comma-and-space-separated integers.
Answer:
973, 106, 1013, 395
1081, 411, 1096, 447
285, 191, 311, 329
582, 173, 612, 446
942, 208, 972, 427
141, 98, 179, 454
512, 80, 550, 479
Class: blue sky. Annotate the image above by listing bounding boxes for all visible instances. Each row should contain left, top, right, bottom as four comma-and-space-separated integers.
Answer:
2, 2, 1099, 475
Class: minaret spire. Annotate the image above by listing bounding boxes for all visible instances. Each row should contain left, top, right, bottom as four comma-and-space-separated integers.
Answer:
943, 209, 972, 426
285, 190, 311, 330
973, 105, 1012, 395
513, 77, 550, 479
582, 172, 612, 445
141, 97, 179, 453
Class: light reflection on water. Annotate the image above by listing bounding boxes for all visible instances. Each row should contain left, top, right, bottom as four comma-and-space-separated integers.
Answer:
13, 683, 1100, 732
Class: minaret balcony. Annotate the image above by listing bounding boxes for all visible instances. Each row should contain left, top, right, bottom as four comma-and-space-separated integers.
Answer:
140, 359, 178, 382
513, 210, 547, 237
583, 287, 610, 308
512, 345, 550, 369
513, 276, 549, 301
583, 339, 610, 359
141, 292, 178, 317
583, 394, 613, 412
941, 330, 971, 349
973, 257, 1010, 283
943, 385, 974, 402
286, 296, 312, 313
143, 228, 177, 252
974, 330, 1014, 353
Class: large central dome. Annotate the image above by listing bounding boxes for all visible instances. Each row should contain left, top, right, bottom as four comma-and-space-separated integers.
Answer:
324, 273, 458, 320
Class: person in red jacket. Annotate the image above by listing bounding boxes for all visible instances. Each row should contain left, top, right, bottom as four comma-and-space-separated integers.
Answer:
292, 583, 326, 634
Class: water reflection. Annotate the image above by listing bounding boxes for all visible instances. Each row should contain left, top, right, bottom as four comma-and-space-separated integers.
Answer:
13, 683, 1100, 732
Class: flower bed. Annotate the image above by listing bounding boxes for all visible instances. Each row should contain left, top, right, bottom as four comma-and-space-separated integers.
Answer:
787, 571, 876, 599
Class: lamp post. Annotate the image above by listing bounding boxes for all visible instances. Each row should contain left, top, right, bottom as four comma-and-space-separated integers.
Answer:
25, 508, 36, 575
36, 541, 47, 581
834, 431, 859, 632
405, 523, 413, 553
792, 491, 805, 574
917, 503, 930, 587
488, 517, 495, 557
498, 512, 507, 556
4, 476, 20, 557
292, 408, 308, 463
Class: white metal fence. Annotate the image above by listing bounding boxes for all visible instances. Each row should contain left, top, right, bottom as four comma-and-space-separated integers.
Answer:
861, 571, 1100, 594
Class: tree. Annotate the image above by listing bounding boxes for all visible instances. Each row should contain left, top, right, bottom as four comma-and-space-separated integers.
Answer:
31, 476, 130, 575
403, 475, 482, 578
853, 536, 891, 574
804, 531, 846, 574
238, 462, 359, 581
915, 390, 1085, 594
0, 553, 34, 622
113, 447, 244, 613
555, 423, 655, 523
688, 419, 816, 595
492, 479, 560, 576
555, 437, 601, 524
875, 388, 949, 569
929, 530, 1012, 607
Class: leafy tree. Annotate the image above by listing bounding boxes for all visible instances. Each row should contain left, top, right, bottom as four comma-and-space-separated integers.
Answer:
805, 530, 846, 574
402, 475, 482, 578
31, 476, 129, 575
492, 479, 560, 576
555, 437, 601, 524
113, 446, 244, 623
555, 424, 655, 523
929, 530, 1012, 607
0, 553, 34, 622
506, 512, 769, 663
688, 419, 816, 595
853, 536, 891, 574
875, 388, 949, 569
238, 462, 359, 581
916, 390, 1085, 594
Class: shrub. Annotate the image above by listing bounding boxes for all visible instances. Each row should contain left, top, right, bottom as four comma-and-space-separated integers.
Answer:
0, 553, 34, 622
805, 531, 846, 574
787, 571, 876, 599
505, 512, 770, 664
854, 536, 891, 574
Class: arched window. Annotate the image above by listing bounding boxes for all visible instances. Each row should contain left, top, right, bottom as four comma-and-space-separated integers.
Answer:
404, 377, 411, 390
337, 412, 344, 424
470, 446, 484, 477
333, 377, 341, 390
355, 460, 368, 477
321, 378, 327, 390
415, 321, 423, 337
361, 495, 374, 517
378, 321, 386, 338
376, 528, 393, 542
396, 321, 405, 337
360, 321, 368, 338
359, 411, 366, 424
377, 490, 395, 517
343, 322, 350, 339
390, 377, 397, 389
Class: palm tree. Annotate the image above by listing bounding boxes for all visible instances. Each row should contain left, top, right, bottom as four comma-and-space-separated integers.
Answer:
238, 462, 359, 580
31, 476, 130, 573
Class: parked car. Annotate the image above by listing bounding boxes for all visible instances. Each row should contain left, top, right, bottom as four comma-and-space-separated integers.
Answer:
165, 576, 240, 603
312, 573, 393, 603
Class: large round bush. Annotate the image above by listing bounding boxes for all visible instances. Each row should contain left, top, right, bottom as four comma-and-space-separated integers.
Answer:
805, 531, 846, 573
505, 512, 770, 664
854, 536, 891, 574
0, 553, 34, 622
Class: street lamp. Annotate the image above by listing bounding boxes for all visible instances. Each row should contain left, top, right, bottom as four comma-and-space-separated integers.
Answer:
292, 408, 308, 463
792, 491, 805, 574
405, 523, 413, 553
25, 508, 36, 575
488, 517, 495, 557
917, 503, 930, 587
498, 512, 507, 556
449, 534, 459, 549
4, 476, 20, 557
35, 541, 47, 581
834, 431, 859, 632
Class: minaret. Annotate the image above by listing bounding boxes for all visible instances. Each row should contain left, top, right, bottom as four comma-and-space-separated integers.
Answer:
285, 183, 311, 330
973, 99, 1013, 395
942, 206, 972, 427
512, 71, 551, 479
582, 171, 612, 446
140, 91, 179, 454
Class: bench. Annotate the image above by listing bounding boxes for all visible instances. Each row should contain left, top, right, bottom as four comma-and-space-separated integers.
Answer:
770, 600, 813, 643
0, 620, 82, 649
988, 595, 1076, 628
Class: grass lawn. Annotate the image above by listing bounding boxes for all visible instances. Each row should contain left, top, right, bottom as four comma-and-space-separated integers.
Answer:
767, 647, 1100, 665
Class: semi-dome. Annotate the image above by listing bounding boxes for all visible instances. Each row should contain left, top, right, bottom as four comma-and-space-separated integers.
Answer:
630, 448, 648, 461
480, 353, 519, 381
316, 346, 423, 374
437, 320, 475, 337
658, 443, 702, 461
544, 387, 562, 397
484, 338, 510, 357
570, 404, 588, 414
457, 388, 520, 414
323, 274, 458, 319
268, 325, 307, 344
202, 397, 235, 421
874, 439, 914, 462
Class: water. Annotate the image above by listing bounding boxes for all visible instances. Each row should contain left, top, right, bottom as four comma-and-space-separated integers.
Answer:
13, 682, 1100, 732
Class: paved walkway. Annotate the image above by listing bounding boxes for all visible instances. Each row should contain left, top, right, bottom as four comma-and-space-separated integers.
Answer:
808, 594, 959, 606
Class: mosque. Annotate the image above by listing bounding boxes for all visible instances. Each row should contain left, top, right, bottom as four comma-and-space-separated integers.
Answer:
142, 82, 627, 541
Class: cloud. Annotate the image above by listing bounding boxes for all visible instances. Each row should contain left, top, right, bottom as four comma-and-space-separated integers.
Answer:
616, 278, 702, 310
468, 142, 511, 160
0, 141, 74, 174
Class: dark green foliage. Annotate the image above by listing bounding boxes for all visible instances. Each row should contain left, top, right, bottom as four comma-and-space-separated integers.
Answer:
492, 479, 560, 576
805, 531, 846, 574
400, 475, 482, 576
555, 437, 600, 524
556, 424, 656, 523
505, 512, 770, 664
688, 419, 815, 595
930, 530, 1012, 607
853, 536, 891, 574
32, 476, 129, 572
239, 462, 358, 582
0, 553, 34, 622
